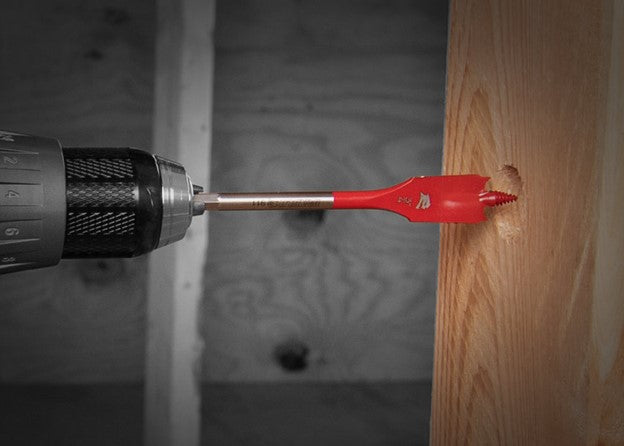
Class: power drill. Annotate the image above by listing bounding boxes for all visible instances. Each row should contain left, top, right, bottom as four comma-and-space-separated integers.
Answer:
0, 130, 204, 274
0, 130, 517, 275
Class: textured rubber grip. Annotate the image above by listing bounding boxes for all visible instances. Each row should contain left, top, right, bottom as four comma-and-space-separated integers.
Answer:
62, 148, 163, 258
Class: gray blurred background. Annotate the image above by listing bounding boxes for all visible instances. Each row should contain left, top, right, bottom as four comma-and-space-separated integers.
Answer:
0, 0, 448, 444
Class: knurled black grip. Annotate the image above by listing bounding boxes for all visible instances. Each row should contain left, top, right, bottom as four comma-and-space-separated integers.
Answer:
62, 148, 163, 258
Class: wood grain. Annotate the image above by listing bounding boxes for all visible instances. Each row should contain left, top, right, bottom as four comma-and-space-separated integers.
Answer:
0, 0, 154, 383
145, 0, 214, 445
431, 0, 624, 444
201, 0, 448, 381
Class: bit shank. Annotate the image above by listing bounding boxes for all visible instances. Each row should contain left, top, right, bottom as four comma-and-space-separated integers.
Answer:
194, 192, 334, 211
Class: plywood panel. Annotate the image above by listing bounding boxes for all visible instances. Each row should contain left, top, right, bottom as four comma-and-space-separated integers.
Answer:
0, 0, 154, 382
431, 0, 624, 444
0, 382, 431, 446
202, 0, 448, 381
0, 0, 449, 385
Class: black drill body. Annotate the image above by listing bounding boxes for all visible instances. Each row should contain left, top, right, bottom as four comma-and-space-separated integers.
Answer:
0, 131, 198, 274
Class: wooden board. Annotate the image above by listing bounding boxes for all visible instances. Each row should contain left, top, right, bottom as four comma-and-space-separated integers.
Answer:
0, 0, 154, 383
144, 0, 214, 445
431, 0, 624, 444
202, 0, 448, 381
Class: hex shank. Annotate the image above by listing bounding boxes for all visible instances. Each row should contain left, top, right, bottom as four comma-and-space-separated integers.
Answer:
195, 192, 334, 211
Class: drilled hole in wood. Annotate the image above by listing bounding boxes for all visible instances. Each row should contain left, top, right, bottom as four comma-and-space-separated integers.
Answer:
274, 340, 310, 372
491, 164, 523, 241
282, 210, 325, 237
498, 165, 522, 194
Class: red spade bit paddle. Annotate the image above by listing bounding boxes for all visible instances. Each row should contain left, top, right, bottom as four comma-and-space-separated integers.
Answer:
194, 175, 517, 223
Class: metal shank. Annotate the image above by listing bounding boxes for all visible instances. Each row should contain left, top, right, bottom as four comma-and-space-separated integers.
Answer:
195, 192, 334, 211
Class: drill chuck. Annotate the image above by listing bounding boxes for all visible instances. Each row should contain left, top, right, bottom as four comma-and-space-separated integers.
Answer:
0, 131, 200, 274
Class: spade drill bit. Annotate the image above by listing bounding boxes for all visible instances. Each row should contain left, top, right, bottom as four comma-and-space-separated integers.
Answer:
193, 175, 517, 223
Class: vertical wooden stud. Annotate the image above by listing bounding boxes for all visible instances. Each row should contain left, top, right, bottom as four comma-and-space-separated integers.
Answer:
431, 1, 624, 444
145, 0, 215, 445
